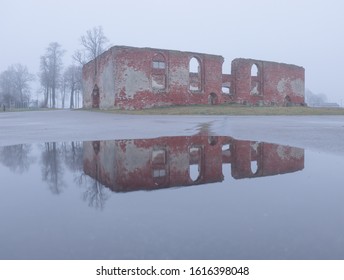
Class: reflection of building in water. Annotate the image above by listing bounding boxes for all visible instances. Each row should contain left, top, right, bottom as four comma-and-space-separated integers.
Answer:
83, 136, 304, 192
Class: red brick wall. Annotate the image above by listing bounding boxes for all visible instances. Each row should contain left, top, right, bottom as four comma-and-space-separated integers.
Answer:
83, 46, 305, 109
112, 46, 224, 109
231, 58, 305, 106
83, 136, 304, 192
231, 140, 304, 179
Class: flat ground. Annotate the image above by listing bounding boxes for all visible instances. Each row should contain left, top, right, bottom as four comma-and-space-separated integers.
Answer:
0, 110, 344, 155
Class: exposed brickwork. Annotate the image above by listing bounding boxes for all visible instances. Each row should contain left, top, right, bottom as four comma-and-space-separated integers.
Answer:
231, 58, 305, 106
83, 136, 304, 192
83, 46, 305, 109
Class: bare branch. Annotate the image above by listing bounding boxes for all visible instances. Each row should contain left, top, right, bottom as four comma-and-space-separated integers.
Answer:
79, 26, 109, 62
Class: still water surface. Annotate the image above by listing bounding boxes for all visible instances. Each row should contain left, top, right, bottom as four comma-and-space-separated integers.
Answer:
0, 135, 343, 259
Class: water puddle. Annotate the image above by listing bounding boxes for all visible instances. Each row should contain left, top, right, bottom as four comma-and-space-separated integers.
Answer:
0, 135, 343, 259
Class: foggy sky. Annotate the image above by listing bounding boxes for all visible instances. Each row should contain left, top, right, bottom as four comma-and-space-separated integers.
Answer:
1, 0, 343, 104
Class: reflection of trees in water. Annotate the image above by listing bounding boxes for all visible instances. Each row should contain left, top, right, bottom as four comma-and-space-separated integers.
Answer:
40, 142, 66, 194
39, 141, 110, 209
62, 141, 110, 209
75, 168, 110, 210
40, 141, 84, 195
0, 144, 35, 173
61, 141, 83, 172
0, 140, 110, 209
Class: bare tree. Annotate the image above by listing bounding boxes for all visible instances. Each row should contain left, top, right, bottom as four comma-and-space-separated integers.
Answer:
39, 42, 65, 108
81, 176, 110, 210
63, 65, 82, 109
39, 56, 51, 107
0, 144, 35, 173
72, 49, 88, 66
40, 142, 66, 194
0, 70, 14, 105
75, 167, 110, 210
0, 64, 34, 107
61, 141, 83, 172
60, 74, 67, 109
75, 26, 109, 75
305, 89, 328, 107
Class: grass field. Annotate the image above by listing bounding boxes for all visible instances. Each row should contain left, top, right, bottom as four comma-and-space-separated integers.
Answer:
89, 104, 344, 116
2, 105, 344, 115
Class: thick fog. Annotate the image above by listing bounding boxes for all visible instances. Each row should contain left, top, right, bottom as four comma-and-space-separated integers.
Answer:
1, 0, 343, 105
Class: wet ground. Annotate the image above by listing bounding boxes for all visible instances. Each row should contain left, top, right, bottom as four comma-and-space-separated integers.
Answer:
1, 110, 344, 155
0, 110, 344, 259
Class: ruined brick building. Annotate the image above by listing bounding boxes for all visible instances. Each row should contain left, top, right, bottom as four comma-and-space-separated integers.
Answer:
83, 135, 304, 192
83, 46, 305, 109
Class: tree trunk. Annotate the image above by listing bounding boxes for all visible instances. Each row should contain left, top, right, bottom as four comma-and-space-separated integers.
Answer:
52, 87, 56, 108
70, 88, 74, 109
43, 87, 49, 107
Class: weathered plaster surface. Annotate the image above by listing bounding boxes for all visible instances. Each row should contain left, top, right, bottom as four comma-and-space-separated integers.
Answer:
277, 78, 289, 94
120, 67, 150, 99
170, 65, 189, 86
291, 78, 305, 97
99, 60, 115, 108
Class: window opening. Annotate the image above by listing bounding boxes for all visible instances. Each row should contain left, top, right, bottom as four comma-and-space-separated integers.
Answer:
222, 86, 230, 94
153, 169, 166, 178
251, 64, 258, 76
189, 146, 201, 181
152, 61, 166, 69
189, 57, 202, 92
189, 57, 200, 73
250, 160, 258, 174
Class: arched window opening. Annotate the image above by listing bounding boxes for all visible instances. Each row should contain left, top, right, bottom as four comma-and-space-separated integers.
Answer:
189, 146, 201, 182
189, 57, 200, 73
92, 84, 100, 108
208, 92, 218, 105
250, 64, 260, 95
152, 53, 166, 90
92, 141, 100, 155
152, 53, 166, 69
189, 164, 200, 181
250, 142, 260, 175
251, 64, 258, 76
285, 95, 292, 106
189, 57, 202, 92
250, 160, 258, 174
222, 143, 231, 179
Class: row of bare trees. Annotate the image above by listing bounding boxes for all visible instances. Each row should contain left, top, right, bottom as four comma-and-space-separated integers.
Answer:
0, 141, 110, 209
0, 26, 109, 109
0, 64, 35, 108
38, 26, 108, 109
